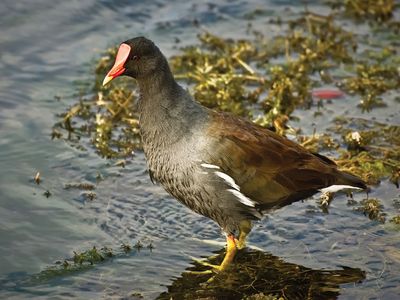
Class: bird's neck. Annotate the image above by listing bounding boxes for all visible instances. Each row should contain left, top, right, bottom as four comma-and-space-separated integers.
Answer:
136, 65, 208, 155
137, 64, 178, 99
137, 65, 182, 121
137, 67, 187, 147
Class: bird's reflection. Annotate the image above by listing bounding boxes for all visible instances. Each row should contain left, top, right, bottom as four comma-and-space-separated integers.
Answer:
158, 248, 365, 300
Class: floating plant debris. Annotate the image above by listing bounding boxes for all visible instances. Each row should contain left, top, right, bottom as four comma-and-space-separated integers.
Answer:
340, 63, 399, 112
81, 191, 96, 201
319, 191, 334, 213
33, 171, 41, 185
328, 0, 396, 23
43, 190, 52, 198
134, 240, 144, 251
73, 246, 106, 265
121, 242, 132, 253
29, 242, 150, 283
389, 215, 400, 225
329, 117, 400, 185
355, 198, 386, 223
64, 182, 96, 190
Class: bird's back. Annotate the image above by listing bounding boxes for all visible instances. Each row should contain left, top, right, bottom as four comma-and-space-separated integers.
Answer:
201, 111, 366, 210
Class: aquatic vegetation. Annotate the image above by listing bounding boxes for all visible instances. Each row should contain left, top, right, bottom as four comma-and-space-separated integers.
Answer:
319, 191, 334, 213
29, 242, 151, 283
64, 182, 96, 190
389, 215, 400, 225
72, 246, 109, 265
389, 216, 400, 225
121, 242, 132, 253
134, 240, 144, 250
328, 0, 396, 23
243, 294, 283, 300
330, 118, 400, 185
80, 191, 96, 201
28, 246, 113, 283
54, 47, 140, 158
355, 198, 386, 223
341, 63, 400, 112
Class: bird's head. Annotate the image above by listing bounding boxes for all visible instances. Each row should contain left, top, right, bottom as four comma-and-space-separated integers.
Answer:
102, 36, 165, 86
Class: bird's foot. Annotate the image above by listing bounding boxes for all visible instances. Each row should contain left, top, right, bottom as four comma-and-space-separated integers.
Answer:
236, 238, 246, 250
186, 256, 225, 274
185, 263, 226, 284
185, 235, 237, 276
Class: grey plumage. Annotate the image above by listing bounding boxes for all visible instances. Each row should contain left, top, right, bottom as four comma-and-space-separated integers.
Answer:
104, 37, 367, 236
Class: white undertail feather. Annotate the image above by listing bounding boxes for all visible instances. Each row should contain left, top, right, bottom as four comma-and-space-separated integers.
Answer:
319, 185, 363, 193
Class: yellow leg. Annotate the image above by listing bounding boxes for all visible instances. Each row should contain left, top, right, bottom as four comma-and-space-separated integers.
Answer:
188, 234, 237, 274
218, 234, 237, 271
237, 220, 252, 250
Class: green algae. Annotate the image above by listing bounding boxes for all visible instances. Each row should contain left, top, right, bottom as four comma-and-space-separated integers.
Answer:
28, 242, 151, 284
28, 246, 114, 283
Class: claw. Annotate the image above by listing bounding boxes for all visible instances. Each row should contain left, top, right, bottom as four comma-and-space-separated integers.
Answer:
185, 269, 214, 275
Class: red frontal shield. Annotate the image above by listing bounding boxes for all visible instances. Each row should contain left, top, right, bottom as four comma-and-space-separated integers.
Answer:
102, 43, 131, 86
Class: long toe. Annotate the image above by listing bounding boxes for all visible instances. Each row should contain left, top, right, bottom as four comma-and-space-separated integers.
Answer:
185, 269, 214, 275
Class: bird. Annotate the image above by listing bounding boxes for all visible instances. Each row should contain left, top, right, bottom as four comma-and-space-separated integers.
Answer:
102, 37, 367, 273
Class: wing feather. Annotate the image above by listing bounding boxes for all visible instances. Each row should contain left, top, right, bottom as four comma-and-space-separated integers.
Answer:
204, 112, 340, 209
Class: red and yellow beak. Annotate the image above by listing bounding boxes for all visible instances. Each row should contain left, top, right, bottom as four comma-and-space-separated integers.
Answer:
102, 43, 131, 86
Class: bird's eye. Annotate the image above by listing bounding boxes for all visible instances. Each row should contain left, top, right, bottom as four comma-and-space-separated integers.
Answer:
133, 55, 140, 61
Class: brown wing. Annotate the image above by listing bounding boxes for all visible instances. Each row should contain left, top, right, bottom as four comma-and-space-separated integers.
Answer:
204, 111, 341, 209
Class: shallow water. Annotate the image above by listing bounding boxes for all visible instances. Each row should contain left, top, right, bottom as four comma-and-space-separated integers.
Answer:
0, 0, 399, 299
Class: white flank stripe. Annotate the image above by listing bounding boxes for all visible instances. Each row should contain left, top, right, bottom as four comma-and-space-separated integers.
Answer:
215, 171, 240, 190
228, 189, 255, 207
201, 163, 220, 169
320, 185, 363, 193
212, 170, 256, 207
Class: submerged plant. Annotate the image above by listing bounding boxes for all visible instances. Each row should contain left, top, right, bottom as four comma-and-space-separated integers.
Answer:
355, 198, 386, 223
330, 118, 400, 185
389, 215, 400, 225
29, 242, 150, 283
341, 63, 400, 111
329, 0, 396, 23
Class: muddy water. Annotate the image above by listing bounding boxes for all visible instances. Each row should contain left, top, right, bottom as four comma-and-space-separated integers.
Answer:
0, 0, 399, 299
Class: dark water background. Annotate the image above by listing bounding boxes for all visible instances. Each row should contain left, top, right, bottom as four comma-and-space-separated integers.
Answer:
0, 0, 399, 299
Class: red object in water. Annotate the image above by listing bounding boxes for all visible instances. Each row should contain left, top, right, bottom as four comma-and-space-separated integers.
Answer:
312, 89, 344, 100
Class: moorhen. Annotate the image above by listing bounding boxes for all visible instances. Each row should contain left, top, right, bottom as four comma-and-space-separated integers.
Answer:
103, 37, 366, 272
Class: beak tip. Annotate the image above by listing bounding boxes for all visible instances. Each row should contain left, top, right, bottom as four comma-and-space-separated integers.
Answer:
102, 75, 113, 86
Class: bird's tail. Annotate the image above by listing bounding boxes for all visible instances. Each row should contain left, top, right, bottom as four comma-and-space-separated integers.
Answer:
335, 171, 367, 190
